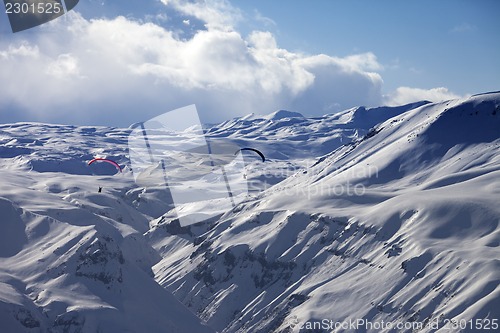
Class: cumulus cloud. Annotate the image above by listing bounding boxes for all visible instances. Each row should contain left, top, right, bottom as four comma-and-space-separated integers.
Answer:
0, 0, 463, 126
291, 54, 383, 113
0, 5, 390, 126
384, 87, 462, 106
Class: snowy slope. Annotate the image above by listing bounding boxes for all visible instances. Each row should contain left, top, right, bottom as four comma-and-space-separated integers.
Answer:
0, 92, 499, 332
0, 125, 214, 332
149, 93, 500, 332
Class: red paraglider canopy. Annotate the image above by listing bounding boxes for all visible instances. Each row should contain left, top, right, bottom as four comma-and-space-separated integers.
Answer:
88, 158, 122, 173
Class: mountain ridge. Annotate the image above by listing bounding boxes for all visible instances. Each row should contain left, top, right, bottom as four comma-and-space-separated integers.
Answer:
0, 92, 499, 332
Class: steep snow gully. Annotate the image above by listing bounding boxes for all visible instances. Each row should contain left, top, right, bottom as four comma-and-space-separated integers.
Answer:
0, 92, 499, 332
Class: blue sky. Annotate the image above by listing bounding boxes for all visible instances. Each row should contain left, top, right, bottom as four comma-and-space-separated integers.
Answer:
0, 0, 498, 126
232, 0, 500, 95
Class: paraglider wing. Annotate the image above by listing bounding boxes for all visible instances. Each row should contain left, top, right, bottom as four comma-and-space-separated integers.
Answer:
88, 158, 122, 173
235, 148, 265, 162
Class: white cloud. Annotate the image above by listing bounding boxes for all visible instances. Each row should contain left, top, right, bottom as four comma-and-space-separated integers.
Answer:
293, 54, 383, 113
0, 42, 39, 59
161, 0, 242, 31
341, 53, 383, 72
0, 8, 390, 126
46, 54, 82, 79
384, 87, 462, 106
0, 0, 464, 126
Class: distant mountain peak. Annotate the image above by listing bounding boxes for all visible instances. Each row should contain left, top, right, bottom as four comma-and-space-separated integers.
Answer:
264, 110, 305, 120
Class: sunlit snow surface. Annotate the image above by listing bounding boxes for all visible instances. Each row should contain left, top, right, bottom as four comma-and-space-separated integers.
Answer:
0, 93, 499, 332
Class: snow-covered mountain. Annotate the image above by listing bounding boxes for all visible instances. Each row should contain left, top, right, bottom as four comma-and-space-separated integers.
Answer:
0, 125, 215, 332
0, 92, 499, 332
